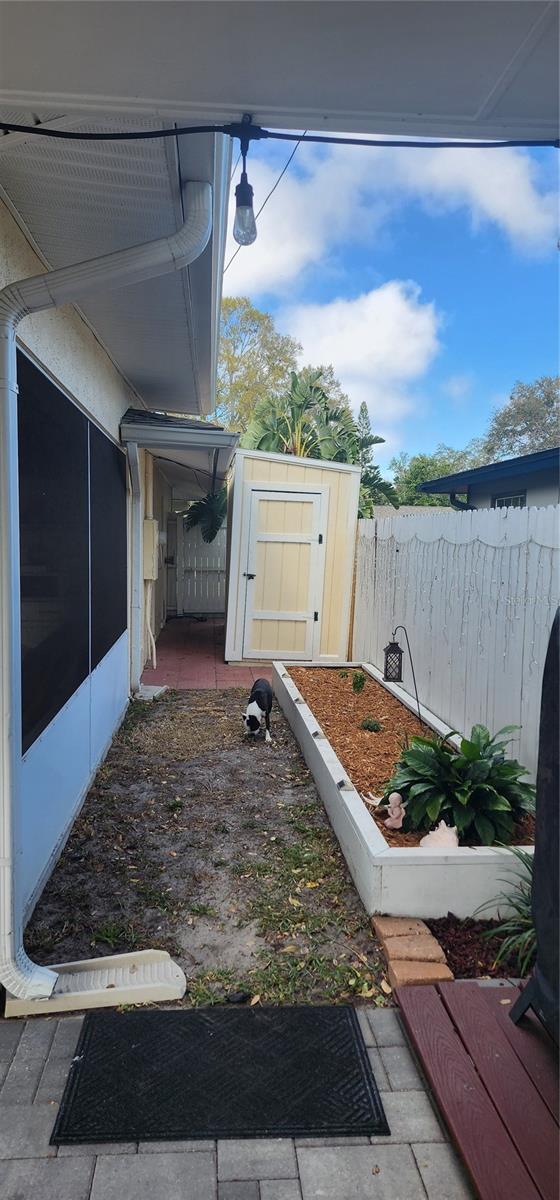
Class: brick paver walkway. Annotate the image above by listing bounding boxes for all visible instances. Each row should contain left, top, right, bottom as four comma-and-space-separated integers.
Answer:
141, 617, 272, 691
0, 1005, 475, 1199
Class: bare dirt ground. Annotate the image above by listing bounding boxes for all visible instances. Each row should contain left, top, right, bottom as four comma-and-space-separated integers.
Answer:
25, 689, 387, 1006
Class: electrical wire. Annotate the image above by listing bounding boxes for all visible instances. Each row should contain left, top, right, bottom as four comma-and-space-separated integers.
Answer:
0, 118, 557, 149
224, 131, 307, 274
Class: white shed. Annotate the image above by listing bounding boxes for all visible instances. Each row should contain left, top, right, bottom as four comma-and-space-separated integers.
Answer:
225, 449, 361, 663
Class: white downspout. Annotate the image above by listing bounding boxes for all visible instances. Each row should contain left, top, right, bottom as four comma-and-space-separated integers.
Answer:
128, 442, 143, 694
0, 181, 212, 1001
144, 454, 157, 670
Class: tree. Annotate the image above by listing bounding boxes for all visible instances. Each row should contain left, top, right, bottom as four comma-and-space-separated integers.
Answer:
481, 376, 559, 460
389, 443, 482, 506
241, 368, 364, 462
242, 369, 399, 512
214, 297, 300, 431
356, 401, 384, 470
359, 467, 399, 516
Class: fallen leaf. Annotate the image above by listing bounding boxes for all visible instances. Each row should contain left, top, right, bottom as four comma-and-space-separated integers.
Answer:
360, 984, 376, 998
250, 994, 261, 1006
304, 881, 320, 889
380, 979, 392, 995
372, 1165, 381, 1176
499, 998, 511, 1006
281, 945, 299, 953
288, 896, 303, 908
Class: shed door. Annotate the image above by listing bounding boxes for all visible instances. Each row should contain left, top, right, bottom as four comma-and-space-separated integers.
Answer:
242, 489, 325, 660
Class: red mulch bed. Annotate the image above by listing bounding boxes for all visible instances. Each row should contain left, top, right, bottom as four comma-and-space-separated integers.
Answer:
425, 915, 522, 979
289, 667, 534, 849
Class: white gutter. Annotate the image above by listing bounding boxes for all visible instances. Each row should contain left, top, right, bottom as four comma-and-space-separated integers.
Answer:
0, 181, 212, 1001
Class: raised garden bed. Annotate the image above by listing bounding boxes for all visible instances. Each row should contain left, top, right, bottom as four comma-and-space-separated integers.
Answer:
289, 667, 534, 850
272, 661, 534, 919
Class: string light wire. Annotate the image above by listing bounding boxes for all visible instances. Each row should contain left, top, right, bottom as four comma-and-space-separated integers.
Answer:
0, 117, 557, 149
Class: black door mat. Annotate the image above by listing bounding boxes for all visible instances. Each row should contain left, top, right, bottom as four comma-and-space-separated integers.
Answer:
51, 1005, 390, 1143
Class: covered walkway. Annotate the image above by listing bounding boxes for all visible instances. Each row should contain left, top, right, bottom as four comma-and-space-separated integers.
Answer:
141, 617, 272, 690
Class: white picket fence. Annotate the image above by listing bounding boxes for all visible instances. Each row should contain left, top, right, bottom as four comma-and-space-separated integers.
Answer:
352, 506, 560, 780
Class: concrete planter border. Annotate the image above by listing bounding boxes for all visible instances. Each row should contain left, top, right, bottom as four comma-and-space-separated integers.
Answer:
272, 661, 533, 919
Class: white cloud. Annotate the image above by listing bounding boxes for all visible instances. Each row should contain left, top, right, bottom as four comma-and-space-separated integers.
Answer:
224, 142, 557, 298
442, 372, 474, 404
278, 280, 441, 461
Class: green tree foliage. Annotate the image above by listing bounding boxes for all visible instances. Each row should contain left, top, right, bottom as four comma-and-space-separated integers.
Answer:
214, 297, 300, 431
481, 376, 560, 460
184, 489, 227, 543
242, 370, 399, 512
389, 443, 482, 506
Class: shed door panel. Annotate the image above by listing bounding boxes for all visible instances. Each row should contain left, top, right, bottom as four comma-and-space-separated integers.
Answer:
243, 490, 324, 660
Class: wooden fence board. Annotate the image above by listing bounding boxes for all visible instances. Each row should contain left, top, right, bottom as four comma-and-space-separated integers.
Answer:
352, 506, 559, 779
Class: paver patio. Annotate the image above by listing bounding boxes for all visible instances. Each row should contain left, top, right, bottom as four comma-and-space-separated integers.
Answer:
0, 1006, 475, 1199
141, 616, 272, 690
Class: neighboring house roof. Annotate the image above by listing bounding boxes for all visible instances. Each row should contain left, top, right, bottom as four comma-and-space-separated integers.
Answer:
0, 113, 229, 416
417, 448, 560, 495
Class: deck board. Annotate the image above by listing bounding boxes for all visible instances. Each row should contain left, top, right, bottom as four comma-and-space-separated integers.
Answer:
397, 984, 544, 1200
439, 982, 558, 1200
481, 985, 559, 1122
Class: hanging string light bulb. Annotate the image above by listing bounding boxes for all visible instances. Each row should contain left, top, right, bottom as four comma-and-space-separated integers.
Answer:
233, 116, 257, 245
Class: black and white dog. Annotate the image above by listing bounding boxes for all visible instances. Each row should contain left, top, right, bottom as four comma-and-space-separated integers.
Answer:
242, 678, 273, 743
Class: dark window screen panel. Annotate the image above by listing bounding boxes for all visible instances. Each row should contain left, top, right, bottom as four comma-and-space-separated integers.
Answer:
18, 351, 89, 753
90, 424, 127, 668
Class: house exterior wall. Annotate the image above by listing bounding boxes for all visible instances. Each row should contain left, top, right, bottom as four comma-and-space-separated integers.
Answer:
0, 199, 139, 915
468, 470, 560, 509
225, 450, 360, 662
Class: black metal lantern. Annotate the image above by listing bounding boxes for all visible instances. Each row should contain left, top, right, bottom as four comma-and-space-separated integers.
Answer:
383, 639, 404, 683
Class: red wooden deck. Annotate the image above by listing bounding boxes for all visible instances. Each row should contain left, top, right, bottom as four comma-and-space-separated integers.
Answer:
397, 982, 559, 1200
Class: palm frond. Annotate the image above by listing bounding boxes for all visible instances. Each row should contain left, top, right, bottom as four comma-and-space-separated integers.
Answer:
185, 489, 227, 543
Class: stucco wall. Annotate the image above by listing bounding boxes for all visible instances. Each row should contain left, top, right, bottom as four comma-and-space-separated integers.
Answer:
0, 198, 138, 440
1, 199, 139, 916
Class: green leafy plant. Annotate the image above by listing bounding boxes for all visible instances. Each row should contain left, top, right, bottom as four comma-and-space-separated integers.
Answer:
361, 717, 383, 733
385, 724, 535, 846
339, 670, 349, 679
475, 848, 536, 975
352, 671, 366, 694
184, 488, 227, 543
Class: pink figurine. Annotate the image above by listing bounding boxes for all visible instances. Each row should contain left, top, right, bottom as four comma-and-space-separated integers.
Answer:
384, 792, 406, 830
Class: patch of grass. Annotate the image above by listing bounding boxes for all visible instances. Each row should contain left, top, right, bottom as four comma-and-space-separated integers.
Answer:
352, 671, 366, 694
188, 903, 218, 918
135, 883, 177, 913
360, 717, 383, 733
339, 670, 349, 679
166, 798, 184, 814
188, 968, 238, 1006
91, 922, 140, 950
232, 860, 271, 879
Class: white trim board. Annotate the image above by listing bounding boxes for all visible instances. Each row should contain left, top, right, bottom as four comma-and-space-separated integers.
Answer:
272, 662, 533, 919
234, 447, 361, 476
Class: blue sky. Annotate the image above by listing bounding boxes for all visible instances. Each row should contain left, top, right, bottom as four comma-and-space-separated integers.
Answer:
224, 137, 558, 470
